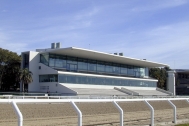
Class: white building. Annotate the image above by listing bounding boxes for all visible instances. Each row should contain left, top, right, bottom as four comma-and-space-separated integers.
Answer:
21, 43, 171, 96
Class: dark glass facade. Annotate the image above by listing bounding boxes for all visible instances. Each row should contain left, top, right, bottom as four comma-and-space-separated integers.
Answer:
40, 53, 146, 78
58, 74, 156, 87
39, 74, 58, 82
39, 53, 157, 87
39, 74, 156, 87
23, 53, 29, 68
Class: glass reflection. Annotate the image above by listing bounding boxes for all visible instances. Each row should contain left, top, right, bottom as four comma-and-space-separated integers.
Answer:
40, 53, 149, 78
58, 74, 156, 87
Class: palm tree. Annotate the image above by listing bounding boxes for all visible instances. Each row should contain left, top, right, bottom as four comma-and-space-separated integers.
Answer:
20, 68, 33, 92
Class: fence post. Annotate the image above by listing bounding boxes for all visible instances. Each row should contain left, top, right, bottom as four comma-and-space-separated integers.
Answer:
144, 100, 154, 126
70, 101, 82, 126
12, 101, 23, 126
168, 100, 177, 124
112, 101, 123, 126
186, 99, 189, 103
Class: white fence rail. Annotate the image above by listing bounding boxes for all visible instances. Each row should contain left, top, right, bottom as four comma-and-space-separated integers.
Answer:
1, 95, 189, 99
0, 98, 189, 126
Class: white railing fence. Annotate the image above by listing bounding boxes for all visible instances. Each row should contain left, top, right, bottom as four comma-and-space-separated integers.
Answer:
1, 95, 189, 99
0, 98, 189, 126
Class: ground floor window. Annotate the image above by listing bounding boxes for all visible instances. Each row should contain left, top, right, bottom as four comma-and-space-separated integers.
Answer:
39, 74, 58, 82
58, 74, 156, 87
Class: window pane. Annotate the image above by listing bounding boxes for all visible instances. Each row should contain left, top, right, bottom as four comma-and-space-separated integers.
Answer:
128, 66, 134, 75
105, 63, 113, 73
120, 65, 127, 75
78, 58, 88, 71
49, 58, 55, 67
88, 60, 97, 72
112, 64, 120, 74
97, 61, 105, 72
67, 57, 77, 64
54, 55, 67, 68
40, 54, 49, 66
77, 76, 87, 84
67, 75, 76, 83
58, 75, 67, 83
39, 74, 58, 82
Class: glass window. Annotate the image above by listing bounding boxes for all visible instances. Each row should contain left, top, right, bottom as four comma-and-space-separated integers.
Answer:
112, 64, 120, 74
49, 54, 56, 67
78, 58, 88, 71
121, 79, 129, 86
145, 67, 149, 77
88, 76, 96, 84
39, 74, 58, 82
55, 58, 63, 68
67, 57, 77, 64
67, 64, 77, 71
67, 57, 78, 71
77, 76, 88, 84
140, 68, 145, 77
40, 54, 49, 66
88, 60, 97, 72
58, 74, 67, 83
120, 65, 127, 75
128, 66, 134, 76
97, 61, 105, 72
96, 77, 105, 85
67, 75, 76, 83
55, 55, 66, 68
57, 74, 156, 87
105, 63, 113, 73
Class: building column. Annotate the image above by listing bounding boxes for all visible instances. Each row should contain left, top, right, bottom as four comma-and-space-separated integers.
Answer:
167, 71, 176, 95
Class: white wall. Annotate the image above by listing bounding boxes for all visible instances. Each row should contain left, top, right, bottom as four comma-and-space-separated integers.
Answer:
28, 51, 40, 92
38, 63, 58, 74
167, 71, 176, 95
40, 82, 77, 94
61, 83, 156, 90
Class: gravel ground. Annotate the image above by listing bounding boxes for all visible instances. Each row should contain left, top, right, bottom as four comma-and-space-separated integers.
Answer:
0, 100, 189, 126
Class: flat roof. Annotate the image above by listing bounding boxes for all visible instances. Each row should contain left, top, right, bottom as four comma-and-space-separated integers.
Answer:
40, 47, 169, 68
174, 69, 189, 74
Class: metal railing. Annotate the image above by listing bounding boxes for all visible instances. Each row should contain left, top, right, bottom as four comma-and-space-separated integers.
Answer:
1, 98, 189, 126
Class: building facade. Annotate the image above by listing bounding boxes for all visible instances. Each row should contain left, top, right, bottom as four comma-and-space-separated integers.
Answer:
174, 69, 189, 95
21, 43, 169, 95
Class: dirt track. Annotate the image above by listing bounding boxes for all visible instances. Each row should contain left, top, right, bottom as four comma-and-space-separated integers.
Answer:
0, 100, 189, 126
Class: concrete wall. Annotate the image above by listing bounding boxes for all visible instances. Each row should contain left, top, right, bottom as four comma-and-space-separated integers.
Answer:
38, 63, 58, 75
40, 82, 77, 94
61, 83, 156, 90
28, 51, 40, 92
167, 71, 176, 95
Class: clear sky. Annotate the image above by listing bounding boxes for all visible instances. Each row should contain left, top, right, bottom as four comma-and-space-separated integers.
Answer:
0, 0, 189, 69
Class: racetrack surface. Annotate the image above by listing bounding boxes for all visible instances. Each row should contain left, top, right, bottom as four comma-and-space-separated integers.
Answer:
0, 100, 189, 126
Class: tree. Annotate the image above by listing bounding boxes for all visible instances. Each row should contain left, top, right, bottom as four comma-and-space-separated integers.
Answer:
19, 68, 33, 92
0, 48, 21, 90
149, 67, 170, 89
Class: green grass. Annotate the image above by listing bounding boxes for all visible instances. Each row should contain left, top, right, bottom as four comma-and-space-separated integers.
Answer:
176, 124, 189, 126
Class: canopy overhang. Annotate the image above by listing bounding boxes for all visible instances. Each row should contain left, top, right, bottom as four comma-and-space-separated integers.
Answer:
40, 47, 169, 68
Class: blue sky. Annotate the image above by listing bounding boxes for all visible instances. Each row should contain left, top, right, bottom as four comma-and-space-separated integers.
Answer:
0, 0, 189, 69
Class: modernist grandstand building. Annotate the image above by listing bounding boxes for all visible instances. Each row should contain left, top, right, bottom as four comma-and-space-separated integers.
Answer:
21, 43, 172, 96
